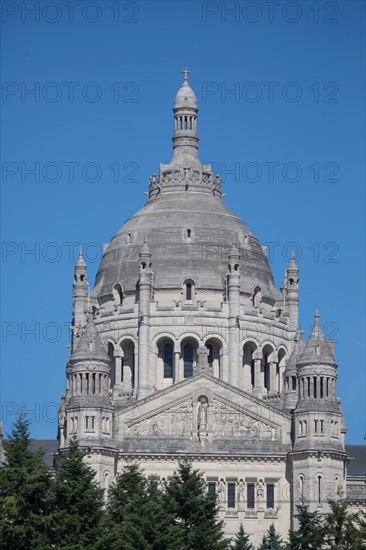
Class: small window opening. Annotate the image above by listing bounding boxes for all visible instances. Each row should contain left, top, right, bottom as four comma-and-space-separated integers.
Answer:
207, 482, 216, 494
186, 282, 192, 301
266, 484, 274, 509
247, 484, 255, 509
183, 343, 194, 378
227, 483, 236, 508
317, 476, 322, 505
163, 343, 173, 379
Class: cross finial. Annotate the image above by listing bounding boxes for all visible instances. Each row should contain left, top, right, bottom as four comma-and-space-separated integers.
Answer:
182, 66, 190, 82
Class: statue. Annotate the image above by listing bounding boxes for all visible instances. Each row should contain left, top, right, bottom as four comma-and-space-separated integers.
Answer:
237, 479, 245, 504
149, 172, 161, 196
257, 479, 265, 501
212, 174, 222, 196
217, 479, 226, 505
197, 397, 208, 430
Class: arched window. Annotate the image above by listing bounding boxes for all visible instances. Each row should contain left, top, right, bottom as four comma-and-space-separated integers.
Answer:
183, 343, 194, 378
317, 475, 322, 505
186, 283, 192, 301
183, 279, 195, 302
163, 343, 173, 378
298, 476, 304, 501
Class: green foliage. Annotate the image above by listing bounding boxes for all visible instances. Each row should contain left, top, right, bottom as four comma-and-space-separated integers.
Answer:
51, 436, 104, 549
257, 523, 285, 550
288, 505, 324, 550
2, 418, 366, 550
323, 498, 365, 550
354, 508, 366, 547
0, 414, 53, 549
97, 463, 184, 549
167, 459, 229, 550
230, 523, 254, 549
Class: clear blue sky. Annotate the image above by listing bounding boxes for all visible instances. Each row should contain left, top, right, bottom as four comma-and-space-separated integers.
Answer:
1, 1, 365, 442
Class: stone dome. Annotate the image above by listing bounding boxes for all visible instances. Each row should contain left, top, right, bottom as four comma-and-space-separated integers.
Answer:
174, 79, 198, 110
93, 190, 279, 302
93, 70, 280, 305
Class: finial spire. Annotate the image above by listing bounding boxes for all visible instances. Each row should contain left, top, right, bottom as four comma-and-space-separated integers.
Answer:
75, 246, 86, 267
182, 66, 190, 82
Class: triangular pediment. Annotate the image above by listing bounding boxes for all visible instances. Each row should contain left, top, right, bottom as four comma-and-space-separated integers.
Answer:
114, 374, 290, 445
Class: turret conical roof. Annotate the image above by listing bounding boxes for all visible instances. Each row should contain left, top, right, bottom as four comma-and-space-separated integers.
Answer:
297, 311, 336, 367
71, 313, 110, 364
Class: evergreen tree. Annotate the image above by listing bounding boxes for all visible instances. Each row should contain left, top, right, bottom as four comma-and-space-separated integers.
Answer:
257, 523, 285, 550
0, 414, 53, 550
51, 436, 104, 549
167, 459, 230, 550
98, 463, 183, 550
354, 508, 366, 548
230, 523, 254, 549
324, 497, 365, 550
287, 505, 324, 550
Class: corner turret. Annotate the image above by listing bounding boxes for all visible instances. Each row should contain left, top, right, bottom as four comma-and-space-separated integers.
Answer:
64, 313, 113, 448
290, 311, 346, 519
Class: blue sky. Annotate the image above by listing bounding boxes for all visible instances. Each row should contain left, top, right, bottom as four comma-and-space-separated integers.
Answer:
1, 0, 365, 442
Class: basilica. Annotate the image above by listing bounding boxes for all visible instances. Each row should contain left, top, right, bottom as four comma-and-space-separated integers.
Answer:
56, 70, 363, 543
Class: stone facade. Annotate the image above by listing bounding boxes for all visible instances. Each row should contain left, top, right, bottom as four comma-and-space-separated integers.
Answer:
57, 70, 353, 545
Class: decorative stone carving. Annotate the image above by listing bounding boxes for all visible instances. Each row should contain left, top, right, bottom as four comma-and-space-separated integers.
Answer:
127, 399, 193, 437
149, 172, 161, 196
212, 174, 222, 196
212, 398, 277, 439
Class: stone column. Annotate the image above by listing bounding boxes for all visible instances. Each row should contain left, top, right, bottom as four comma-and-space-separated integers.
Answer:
269, 362, 276, 393
221, 343, 229, 382
137, 240, 154, 399
253, 350, 263, 397
113, 349, 123, 386
228, 244, 241, 387
174, 349, 180, 384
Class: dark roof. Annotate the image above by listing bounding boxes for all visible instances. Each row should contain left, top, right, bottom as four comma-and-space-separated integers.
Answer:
346, 444, 366, 477
29, 440, 59, 467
